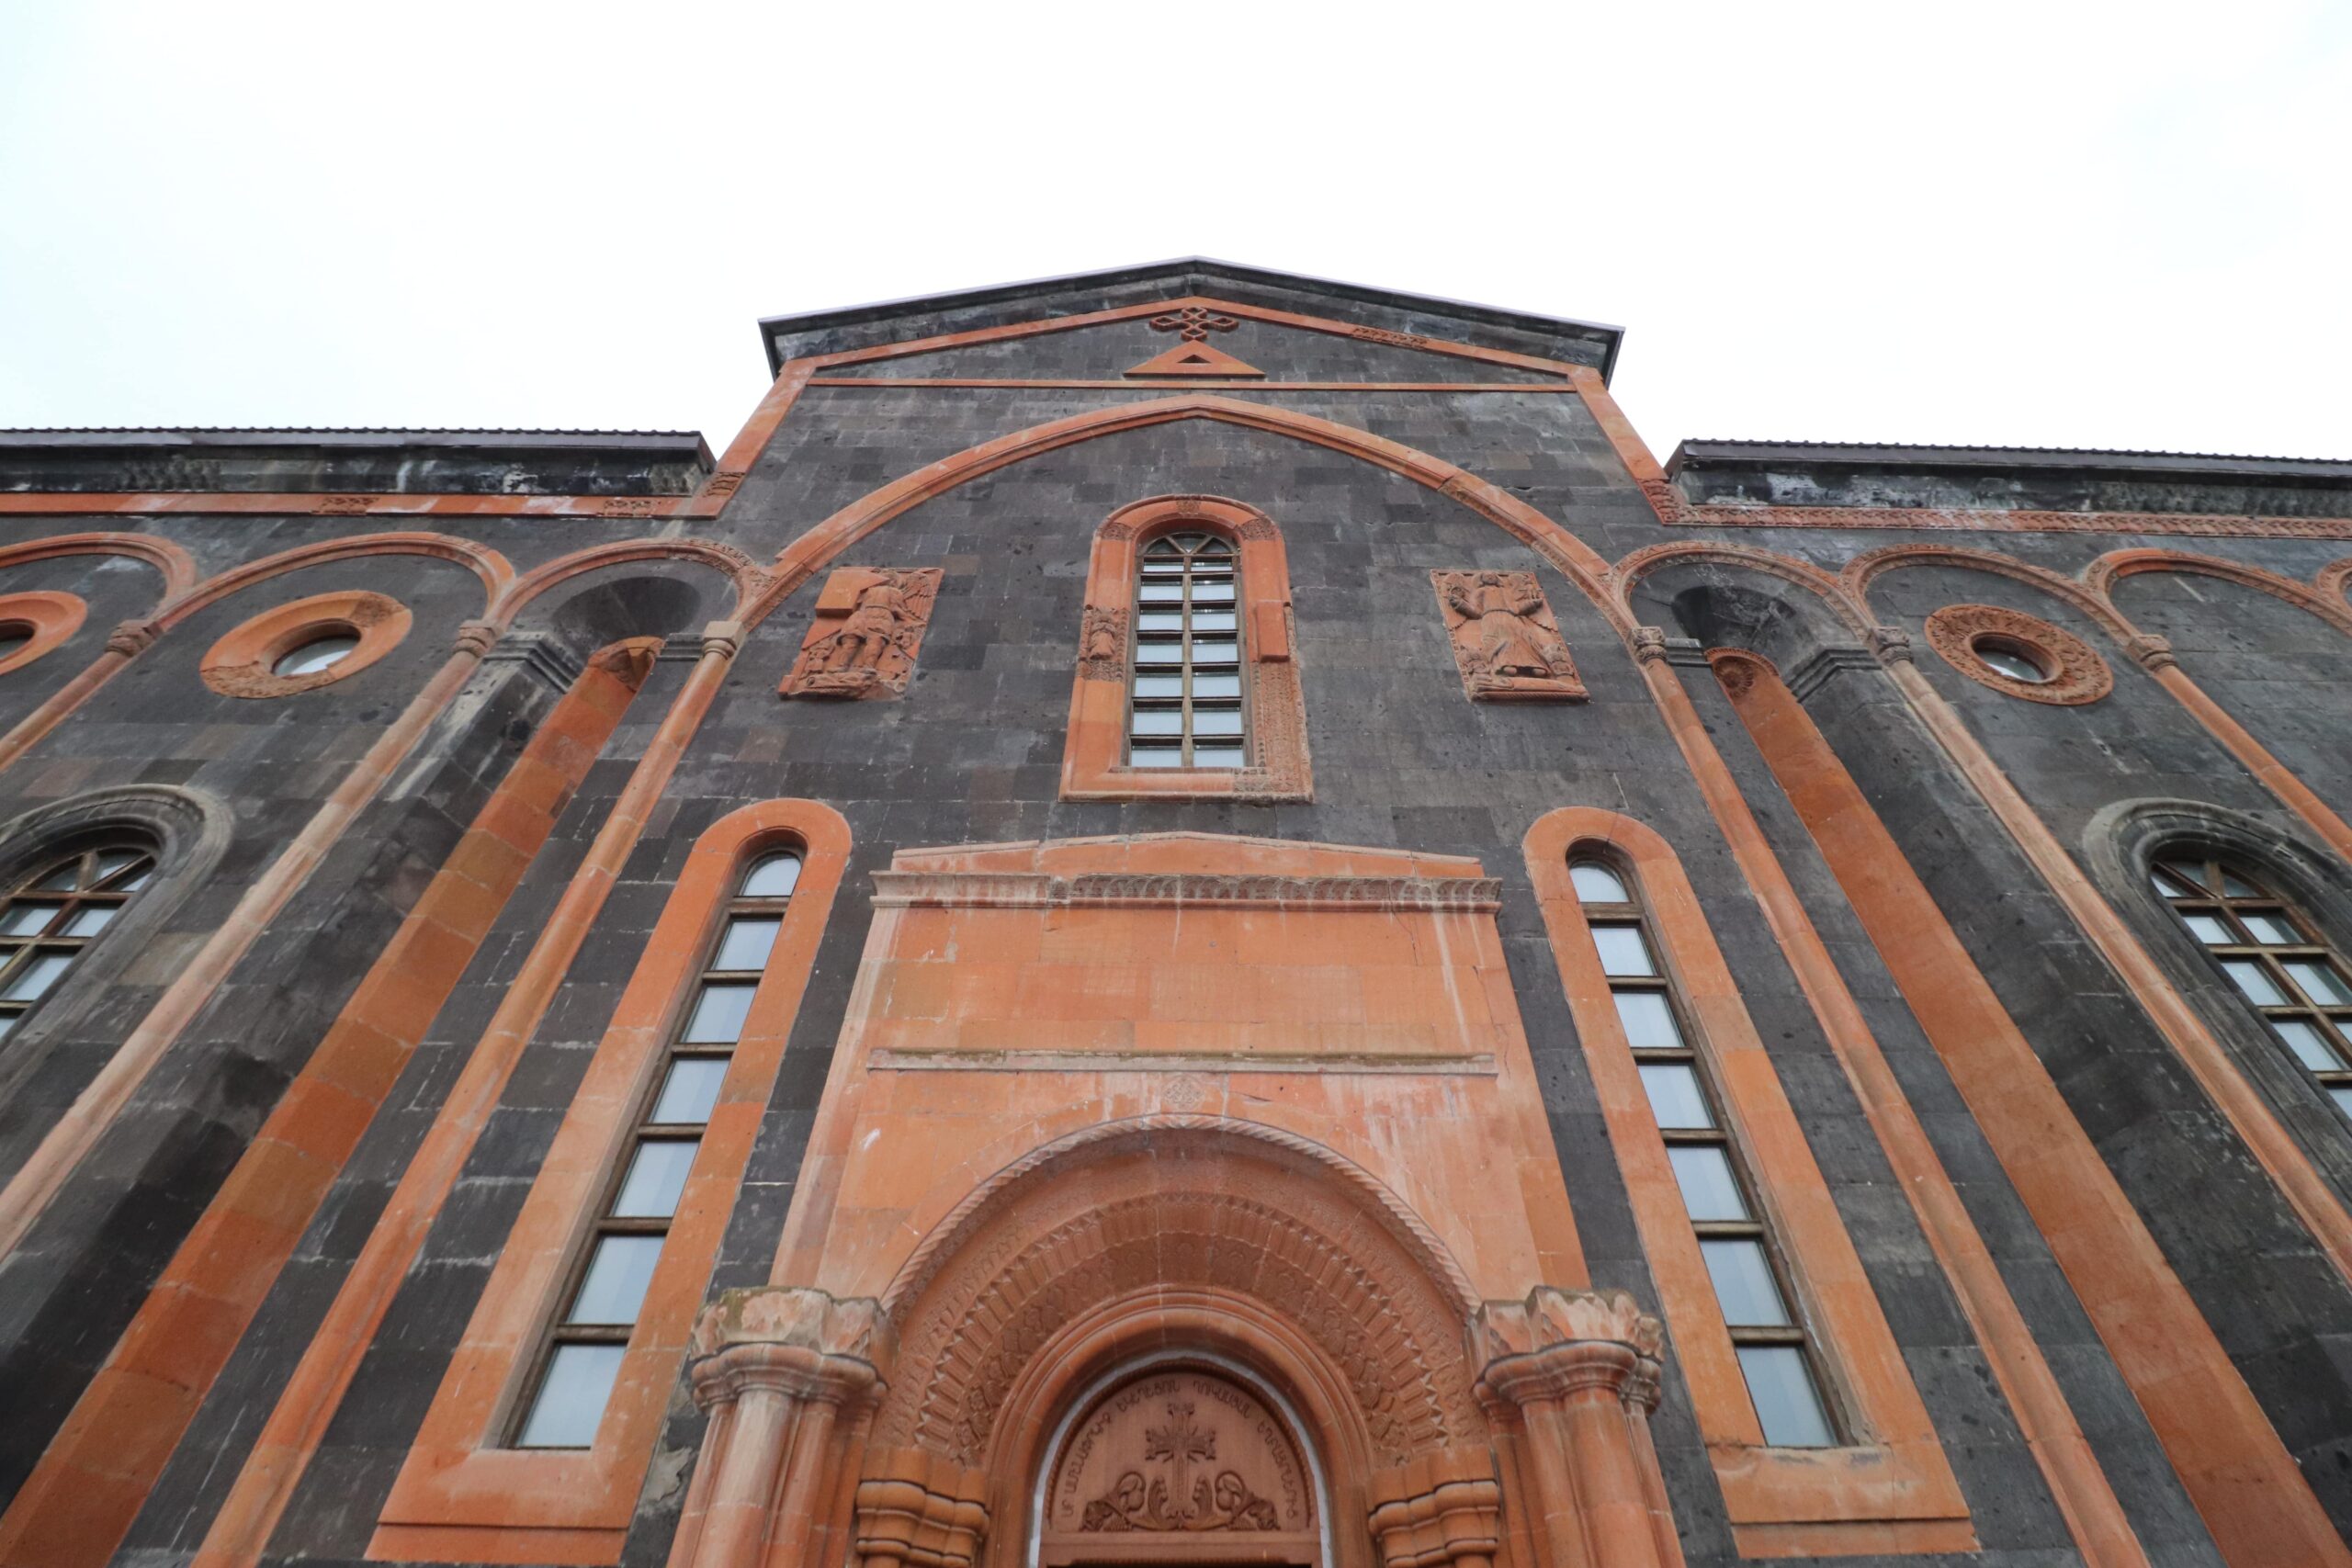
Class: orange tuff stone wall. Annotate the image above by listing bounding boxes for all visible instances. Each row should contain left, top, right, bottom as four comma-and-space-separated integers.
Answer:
771, 831, 1587, 1306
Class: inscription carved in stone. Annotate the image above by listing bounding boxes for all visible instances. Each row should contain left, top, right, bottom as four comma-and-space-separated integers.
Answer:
1430, 570, 1586, 702
1049, 1373, 1309, 1538
779, 567, 943, 700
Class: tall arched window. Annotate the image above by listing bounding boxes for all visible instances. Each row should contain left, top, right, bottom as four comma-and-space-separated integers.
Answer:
2153, 856, 2352, 1120
514, 845, 804, 1448
0, 840, 154, 1043
1064, 496, 1308, 801
1127, 532, 1246, 769
1569, 856, 1838, 1448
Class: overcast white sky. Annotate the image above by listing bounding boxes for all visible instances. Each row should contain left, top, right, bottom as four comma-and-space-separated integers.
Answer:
2, 2, 2347, 465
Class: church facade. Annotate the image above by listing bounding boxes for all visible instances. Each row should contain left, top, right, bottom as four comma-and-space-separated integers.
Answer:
0, 260, 2346, 1568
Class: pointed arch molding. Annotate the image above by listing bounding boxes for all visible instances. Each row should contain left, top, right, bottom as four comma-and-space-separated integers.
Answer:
747, 395, 1626, 634
0, 532, 198, 604
873, 1116, 1485, 1472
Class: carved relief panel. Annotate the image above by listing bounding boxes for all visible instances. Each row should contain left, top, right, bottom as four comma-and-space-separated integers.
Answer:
1430, 570, 1586, 702
1043, 1370, 1317, 1565
778, 566, 943, 699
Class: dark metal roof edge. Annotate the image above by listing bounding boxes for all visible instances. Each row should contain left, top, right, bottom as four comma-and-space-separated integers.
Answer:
1667, 438, 2352, 480
0, 427, 711, 459
757, 257, 1626, 381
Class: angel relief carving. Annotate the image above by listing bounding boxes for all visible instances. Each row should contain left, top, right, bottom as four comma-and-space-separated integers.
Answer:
1430, 570, 1587, 702
1048, 1373, 1310, 1540
778, 567, 943, 700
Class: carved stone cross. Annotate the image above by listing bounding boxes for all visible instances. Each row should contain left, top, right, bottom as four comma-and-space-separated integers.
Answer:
1148, 307, 1241, 344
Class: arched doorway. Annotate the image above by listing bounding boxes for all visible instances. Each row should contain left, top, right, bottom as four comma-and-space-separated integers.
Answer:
1035, 1359, 1325, 1568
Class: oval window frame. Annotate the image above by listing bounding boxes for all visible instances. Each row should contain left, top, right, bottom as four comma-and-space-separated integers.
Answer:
199, 590, 413, 699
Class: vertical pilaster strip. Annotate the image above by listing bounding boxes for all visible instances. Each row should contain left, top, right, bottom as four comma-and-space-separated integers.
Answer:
1714, 649, 2346, 1568
2129, 635, 2352, 866
0, 619, 499, 1266
1634, 644, 2153, 1566
1879, 650, 2352, 1285
187, 622, 742, 1568
0, 636, 656, 1568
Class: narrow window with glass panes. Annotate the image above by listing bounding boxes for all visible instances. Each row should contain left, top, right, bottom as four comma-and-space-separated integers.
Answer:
2153, 855, 2352, 1121
1571, 856, 1838, 1448
511, 846, 803, 1448
0, 840, 154, 1043
1127, 533, 1246, 769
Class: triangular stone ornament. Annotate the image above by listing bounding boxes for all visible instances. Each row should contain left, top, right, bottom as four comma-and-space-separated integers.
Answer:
1124, 340, 1267, 378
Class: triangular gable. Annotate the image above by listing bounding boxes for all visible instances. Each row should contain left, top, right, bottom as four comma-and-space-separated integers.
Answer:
762, 259, 1622, 382
1123, 340, 1266, 379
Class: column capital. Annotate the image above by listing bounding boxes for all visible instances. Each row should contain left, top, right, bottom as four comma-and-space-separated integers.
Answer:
1868, 625, 1915, 665
452, 619, 501, 657
686, 1285, 891, 1412
2126, 632, 2177, 671
1629, 626, 1669, 665
106, 619, 160, 658
1473, 1286, 1664, 1411
701, 618, 746, 660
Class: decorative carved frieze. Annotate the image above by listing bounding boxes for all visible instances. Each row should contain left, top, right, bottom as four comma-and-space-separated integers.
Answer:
312, 494, 376, 516
1430, 570, 1586, 702
1682, 502, 2352, 540
869, 869, 1504, 912
779, 567, 942, 700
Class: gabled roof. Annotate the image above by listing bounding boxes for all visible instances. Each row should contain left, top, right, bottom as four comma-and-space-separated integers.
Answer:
757, 257, 1625, 381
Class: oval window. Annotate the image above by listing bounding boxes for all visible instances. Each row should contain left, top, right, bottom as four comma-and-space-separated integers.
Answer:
1971, 637, 2050, 683
273, 632, 362, 677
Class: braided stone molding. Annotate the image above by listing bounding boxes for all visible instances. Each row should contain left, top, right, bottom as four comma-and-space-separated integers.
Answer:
1683, 502, 2352, 540
869, 870, 1503, 912
1925, 604, 2113, 705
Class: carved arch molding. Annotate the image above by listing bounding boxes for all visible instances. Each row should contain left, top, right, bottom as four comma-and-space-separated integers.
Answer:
876, 1123, 1483, 1471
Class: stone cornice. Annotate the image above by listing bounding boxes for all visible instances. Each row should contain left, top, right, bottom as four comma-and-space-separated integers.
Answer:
870, 870, 1503, 912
